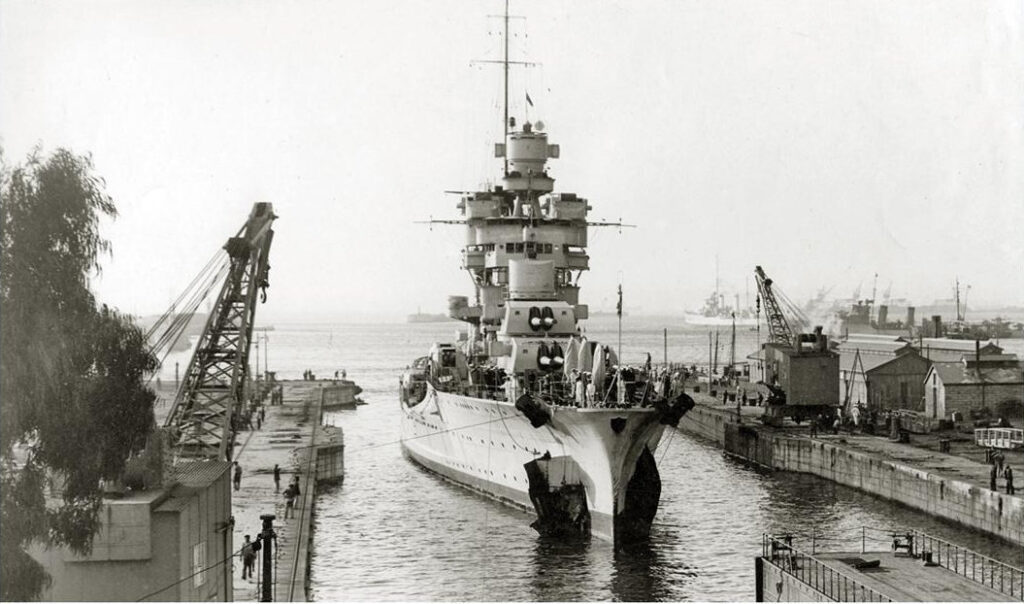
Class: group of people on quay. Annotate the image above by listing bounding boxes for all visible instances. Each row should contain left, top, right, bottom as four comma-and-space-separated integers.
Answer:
988, 449, 1016, 495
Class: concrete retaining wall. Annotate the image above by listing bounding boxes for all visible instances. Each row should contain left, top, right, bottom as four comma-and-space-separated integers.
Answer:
676, 404, 1024, 546
771, 436, 1024, 545
678, 403, 729, 444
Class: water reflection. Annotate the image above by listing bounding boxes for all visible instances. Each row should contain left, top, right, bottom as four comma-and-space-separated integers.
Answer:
609, 539, 667, 602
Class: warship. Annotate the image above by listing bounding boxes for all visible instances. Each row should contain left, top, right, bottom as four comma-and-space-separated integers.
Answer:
399, 6, 694, 545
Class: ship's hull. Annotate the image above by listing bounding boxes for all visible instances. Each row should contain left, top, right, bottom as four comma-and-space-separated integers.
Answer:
400, 384, 668, 543
683, 312, 758, 327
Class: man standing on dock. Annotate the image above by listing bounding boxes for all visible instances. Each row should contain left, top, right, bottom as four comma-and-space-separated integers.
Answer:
991, 463, 999, 491
274, 464, 281, 492
233, 462, 242, 491
284, 484, 295, 519
241, 535, 257, 581
1005, 465, 1015, 495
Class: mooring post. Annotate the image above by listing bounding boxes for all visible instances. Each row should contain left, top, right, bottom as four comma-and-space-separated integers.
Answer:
260, 514, 276, 602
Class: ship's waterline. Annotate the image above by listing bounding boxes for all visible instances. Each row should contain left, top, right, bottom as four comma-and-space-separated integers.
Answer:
401, 385, 672, 542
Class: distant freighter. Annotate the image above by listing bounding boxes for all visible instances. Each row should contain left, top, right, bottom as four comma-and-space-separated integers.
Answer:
399, 7, 693, 545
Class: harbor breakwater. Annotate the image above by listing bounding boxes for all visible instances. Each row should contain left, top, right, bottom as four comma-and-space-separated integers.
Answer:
677, 403, 1024, 546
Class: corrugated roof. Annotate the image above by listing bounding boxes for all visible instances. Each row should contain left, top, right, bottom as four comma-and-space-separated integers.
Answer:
967, 354, 1021, 364
840, 352, 903, 373
837, 340, 910, 354
168, 461, 231, 487
929, 362, 1024, 386
842, 333, 908, 342
154, 486, 201, 513
918, 338, 1001, 352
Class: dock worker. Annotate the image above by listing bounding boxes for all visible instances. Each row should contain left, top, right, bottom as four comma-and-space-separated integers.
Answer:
233, 462, 242, 490
990, 464, 998, 491
241, 535, 257, 580
284, 483, 297, 519
1005, 465, 1015, 495
274, 464, 281, 493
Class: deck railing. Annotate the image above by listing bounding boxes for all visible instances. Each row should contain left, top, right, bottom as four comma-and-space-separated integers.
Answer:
910, 529, 1024, 601
762, 535, 892, 602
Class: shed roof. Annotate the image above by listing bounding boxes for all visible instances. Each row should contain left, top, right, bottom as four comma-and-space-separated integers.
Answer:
918, 338, 1002, 353
842, 333, 908, 342
153, 486, 201, 513
168, 460, 231, 488
928, 362, 1024, 386
839, 350, 926, 374
966, 354, 1021, 365
837, 340, 910, 355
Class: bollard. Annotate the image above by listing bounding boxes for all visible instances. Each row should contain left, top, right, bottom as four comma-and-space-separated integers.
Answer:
260, 514, 276, 602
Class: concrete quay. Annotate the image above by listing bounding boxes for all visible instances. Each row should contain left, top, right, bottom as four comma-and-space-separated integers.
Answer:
192, 379, 344, 602
677, 400, 1024, 546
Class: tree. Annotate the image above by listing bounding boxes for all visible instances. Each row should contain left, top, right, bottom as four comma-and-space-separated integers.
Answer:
1, 147, 158, 600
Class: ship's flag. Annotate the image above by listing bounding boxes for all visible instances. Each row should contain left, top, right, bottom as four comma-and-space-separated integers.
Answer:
616, 284, 623, 318
526, 92, 534, 107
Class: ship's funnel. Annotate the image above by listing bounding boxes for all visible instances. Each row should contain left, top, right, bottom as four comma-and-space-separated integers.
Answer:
509, 259, 556, 300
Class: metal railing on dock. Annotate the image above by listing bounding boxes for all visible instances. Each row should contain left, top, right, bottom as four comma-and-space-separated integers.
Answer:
762, 535, 892, 602
975, 427, 1024, 449
910, 529, 1024, 600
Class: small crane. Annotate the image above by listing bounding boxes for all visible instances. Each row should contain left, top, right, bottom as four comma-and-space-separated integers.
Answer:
754, 265, 809, 349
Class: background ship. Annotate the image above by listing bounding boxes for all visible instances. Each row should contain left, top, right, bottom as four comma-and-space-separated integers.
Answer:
683, 291, 758, 326
406, 308, 454, 323
683, 259, 757, 326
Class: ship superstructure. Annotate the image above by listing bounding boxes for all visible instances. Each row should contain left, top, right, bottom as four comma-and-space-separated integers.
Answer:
399, 11, 693, 544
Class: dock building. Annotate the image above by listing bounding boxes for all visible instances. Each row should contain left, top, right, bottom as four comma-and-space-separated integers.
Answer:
924, 354, 1024, 423
835, 335, 930, 413
28, 458, 233, 602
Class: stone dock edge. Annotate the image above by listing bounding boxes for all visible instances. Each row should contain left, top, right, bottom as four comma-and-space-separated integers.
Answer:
676, 403, 1024, 546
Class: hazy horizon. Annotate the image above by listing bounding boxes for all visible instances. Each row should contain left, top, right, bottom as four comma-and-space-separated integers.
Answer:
3, 0, 1022, 320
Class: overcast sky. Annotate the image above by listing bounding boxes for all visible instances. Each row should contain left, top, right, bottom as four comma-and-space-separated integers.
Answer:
2, 0, 1022, 321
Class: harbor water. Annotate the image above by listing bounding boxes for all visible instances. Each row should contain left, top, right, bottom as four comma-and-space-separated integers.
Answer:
159, 316, 1024, 600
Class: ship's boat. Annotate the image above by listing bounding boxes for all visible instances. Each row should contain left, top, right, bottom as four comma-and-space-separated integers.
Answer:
399, 10, 693, 545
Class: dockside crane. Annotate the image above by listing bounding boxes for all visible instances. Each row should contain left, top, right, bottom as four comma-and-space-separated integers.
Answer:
754, 266, 801, 348
160, 203, 277, 461
754, 265, 838, 424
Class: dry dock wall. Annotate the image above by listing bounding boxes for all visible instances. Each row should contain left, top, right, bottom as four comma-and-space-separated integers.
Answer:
772, 436, 1023, 546
677, 405, 1024, 546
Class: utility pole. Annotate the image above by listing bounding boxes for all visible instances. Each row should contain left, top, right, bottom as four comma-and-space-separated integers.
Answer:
708, 331, 712, 378
713, 329, 720, 376
663, 328, 668, 369
259, 514, 276, 602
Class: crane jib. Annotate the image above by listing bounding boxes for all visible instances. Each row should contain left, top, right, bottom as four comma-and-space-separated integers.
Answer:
164, 202, 277, 462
